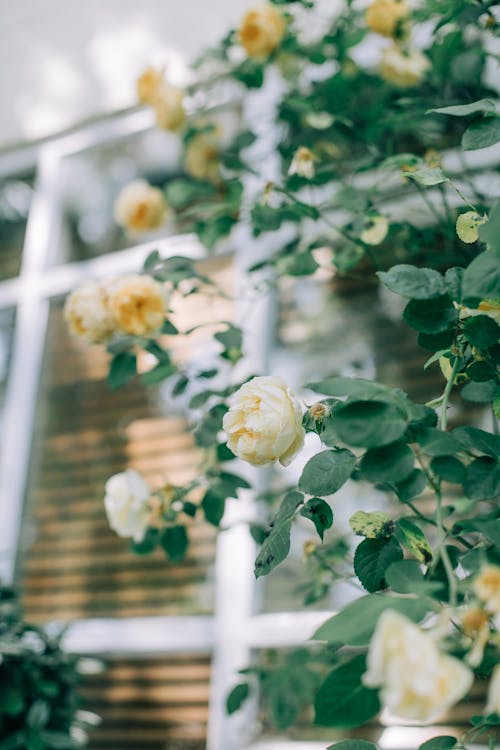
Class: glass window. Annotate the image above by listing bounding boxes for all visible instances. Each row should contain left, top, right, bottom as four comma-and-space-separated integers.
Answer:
81, 654, 211, 750
51, 129, 182, 266
0, 172, 34, 280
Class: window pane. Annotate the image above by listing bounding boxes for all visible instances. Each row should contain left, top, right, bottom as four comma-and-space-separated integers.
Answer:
18, 252, 235, 620
52, 129, 181, 266
0, 172, 34, 280
82, 654, 210, 750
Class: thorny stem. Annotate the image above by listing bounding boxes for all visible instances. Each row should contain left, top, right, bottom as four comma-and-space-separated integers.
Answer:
413, 181, 445, 225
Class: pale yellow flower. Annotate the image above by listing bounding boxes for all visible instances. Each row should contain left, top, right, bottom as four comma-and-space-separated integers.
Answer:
366, 0, 409, 38
104, 469, 151, 542
474, 565, 500, 616
239, 4, 285, 58
289, 147, 315, 179
64, 281, 114, 344
486, 664, 500, 714
380, 46, 431, 87
223, 375, 305, 466
114, 180, 167, 234
106, 274, 168, 337
456, 211, 487, 243
184, 131, 220, 183
363, 610, 473, 722
153, 84, 185, 131
361, 215, 389, 245
137, 66, 164, 105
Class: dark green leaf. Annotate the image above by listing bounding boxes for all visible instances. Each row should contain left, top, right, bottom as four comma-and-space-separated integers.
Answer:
254, 491, 303, 578
360, 442, 414, 483
461, 379, 498, 404
314, 655, 380, 728
378, 265, 445, 299
328, 742, 378, 750
462, 315, 500, 349
462, 117, 500, 150
298, 449, 356, 496
414, 427, 463, 456
334, 400, 408, 448
404, 296, 457, 334
385, 560, 441, 595
354, 537, 403, 593
226, 683, 250, 715
430, 456, 466, 483
395, 468, 428, 502
201, 490, 226, 526
300, 498, 334, 540
418, 329, 455, 352
308, 376, 399, 401
464, 457, 500, 500
161, 525, 188, 562
452, 426, 500, 459
108, 352, 137, 390
419, 737, 458, 750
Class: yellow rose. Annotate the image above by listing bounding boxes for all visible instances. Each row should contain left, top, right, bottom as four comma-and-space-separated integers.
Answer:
363, 610, 473, 721
366, 0, 409, 38
64, 281, 114, 344
137, 66, 164, 105
289, 147, 315, 179
223, 375, 305, 466
153, 83, 186, 131
184, 132, 220, 183
106, 274, 168, 337
456, 211, 487, 243
239, 4, 285, 59
361, 215, 389, 245
380, 46, 431, 87
486, 664, 500, 714
474, 565, 500, 615
113, 180, 167, 234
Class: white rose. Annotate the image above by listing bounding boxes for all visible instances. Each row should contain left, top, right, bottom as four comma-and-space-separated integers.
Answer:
223, 375, 305, 466
458, 301, 500, 326
289, 147, 315, 179
239, 4, 285, 59
113, 179, 167, 234
363, 610, 473, 722
105, 273, 168, 337
64, 281, 114, 344
104, 469, 151, 542
486, 664, 500, 715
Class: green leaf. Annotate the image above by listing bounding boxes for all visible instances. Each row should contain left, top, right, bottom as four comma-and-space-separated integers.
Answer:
478, 201, 500, 251
327, 742, 378, 750
107, 352, 137, 390
405, 167, 449, 186
161, 525, 188, 562
334, 400, 408, 448
226, 683, 250, 715
419, 737, 458, 750
254, 491, 303, 578
394, 468, 428, 501
395, 518, 433, 563
201, 490, 226, 527
462, 251, 500, 301
314, 655, 380, 728
308, 376, 399, 401
385, 560, 441, 595
300, 498, 333, 540
418, 329, 455, 352
404, 296, 457, 334
462, 315, 500, 349
462, 117, 500, 150
378, 265, 446, 300
414, 427, 463, 456
354, 537, 403, 593
298, 449, 356, 496
360, 442, 414, 483
429, 99, 496, 117
129, 528, 160, 555
453, 426, 500, 459
312, 593, 435, 646
350, 510, 391, 539
463, 457, 500, 500
141, 359, 176, 385
461, 379, 498, 404
430, 456, 466, 483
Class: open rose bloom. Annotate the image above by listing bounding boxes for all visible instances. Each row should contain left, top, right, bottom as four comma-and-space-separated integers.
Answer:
104, 469, 152, 542
223, 375, 305, 466
363, 610, 473, 722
